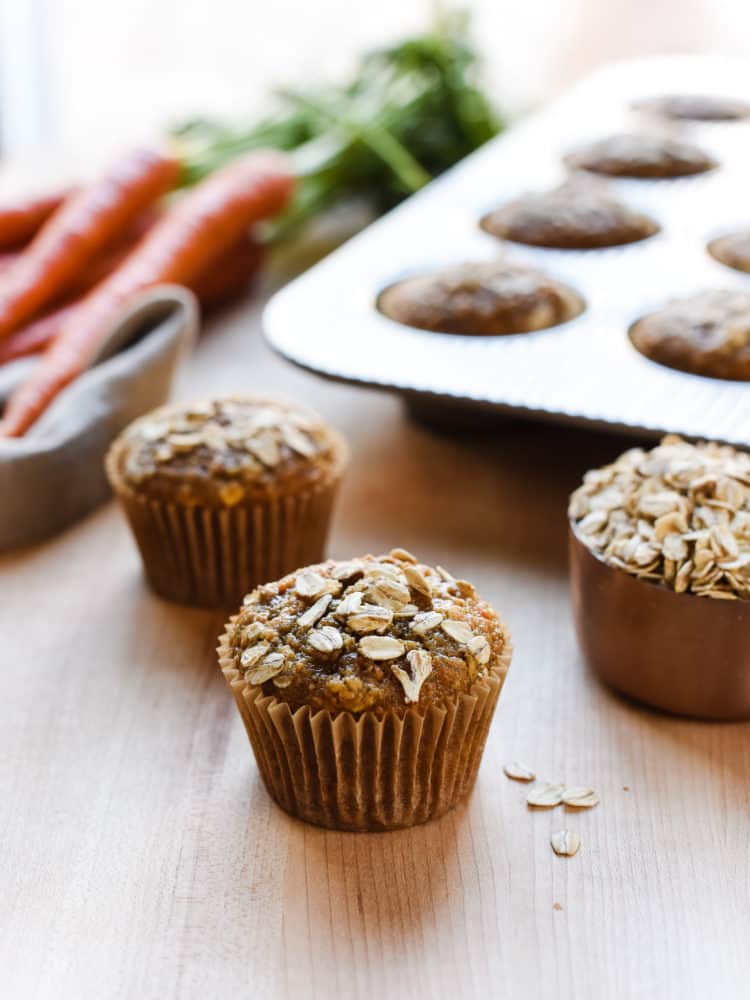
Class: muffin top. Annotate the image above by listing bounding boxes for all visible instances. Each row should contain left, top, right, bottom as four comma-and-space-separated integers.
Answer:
377, 261, 584, 336
565, 132, 716, 178
223, 550, 509, 715
109, 396, 347, 506
569, 435, 750, 600
480, 179, 659, 249
708, 231, 750, 275
629, 289, 750, 380
633, 94, 750, 122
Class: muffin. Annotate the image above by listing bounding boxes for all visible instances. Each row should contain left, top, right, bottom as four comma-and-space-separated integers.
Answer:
629, 289, 750, 380
707, 230, 750, 274
218, 550, 512, 831
377, 261, 584, 336
633, 95, 750, 122
106, 396, 348, 608
568, 437, 750, 718
479, 178, 659, 249
564, 132, 716, 178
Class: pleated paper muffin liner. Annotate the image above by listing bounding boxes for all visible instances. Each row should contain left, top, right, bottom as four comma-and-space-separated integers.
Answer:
218, 621, 513, 832
106, 439, 345, 609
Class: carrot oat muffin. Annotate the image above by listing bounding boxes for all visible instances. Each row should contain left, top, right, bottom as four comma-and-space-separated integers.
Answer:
708, 230, 750, 274
633, 95, 750, 122
218, 549, 512, 830
377, 261, 584, 335
480, 178, 659, 249
106, 396, 348, 608
564, 132, 716, 178
629, 290, 750, 380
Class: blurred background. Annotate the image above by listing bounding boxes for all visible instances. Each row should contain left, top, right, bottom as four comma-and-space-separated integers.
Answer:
2, 0, 750, 155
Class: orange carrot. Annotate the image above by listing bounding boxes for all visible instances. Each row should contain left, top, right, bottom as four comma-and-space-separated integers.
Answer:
0, 305, 78, 365
0, 189, 72, 249
0, 150, 293, 436
191, 234, 264, 311
0, 234, 263, 365
0, 148, 180, 341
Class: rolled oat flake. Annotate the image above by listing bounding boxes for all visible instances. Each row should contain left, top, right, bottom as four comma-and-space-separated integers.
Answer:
551, 829, 581, 857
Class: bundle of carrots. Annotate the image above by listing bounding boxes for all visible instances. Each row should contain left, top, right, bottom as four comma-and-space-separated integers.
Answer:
0, 14, 499, 438
0, 147, 294, 436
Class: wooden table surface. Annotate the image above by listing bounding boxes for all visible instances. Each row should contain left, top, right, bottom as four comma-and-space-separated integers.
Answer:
2, 281, 749, 1000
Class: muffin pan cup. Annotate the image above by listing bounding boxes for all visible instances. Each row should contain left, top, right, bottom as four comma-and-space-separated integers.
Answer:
265, 55, 750, 447
106, 437, 346, 609
568, 527, 750, 720
218, 622, 513, 832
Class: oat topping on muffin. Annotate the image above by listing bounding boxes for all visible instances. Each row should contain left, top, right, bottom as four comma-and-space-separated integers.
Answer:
377, 261, 584, 336
633, 94, 750, 122
629, 289, 750, 380
480, 178, 659, 249
226, 550, 509, 713
111, 396, 346, 506
569, 436, 750, 599
564, 132, 716, 179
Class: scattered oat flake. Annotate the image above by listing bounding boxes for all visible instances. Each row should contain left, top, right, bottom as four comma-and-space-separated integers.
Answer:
527, 783, 565, 808
562, 787, 600, 809
503, 761, 536, 782
551, 830, 581, 857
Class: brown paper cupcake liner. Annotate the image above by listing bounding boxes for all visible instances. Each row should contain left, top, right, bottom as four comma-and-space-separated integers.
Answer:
113, 482, 339, 609
218, 622, 512, 832
106, 432, 344, 609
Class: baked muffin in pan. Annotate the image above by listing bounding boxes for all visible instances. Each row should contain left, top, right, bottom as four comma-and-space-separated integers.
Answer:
480, 178, 659, 249
564, 132, 716, 179
707, 230, 750, 274
377, 261, 584, 336
633, 94, 750, 122
629, 289, 750, 380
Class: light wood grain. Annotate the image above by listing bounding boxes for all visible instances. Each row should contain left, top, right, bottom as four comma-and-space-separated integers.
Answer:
2, 282, 750, 1000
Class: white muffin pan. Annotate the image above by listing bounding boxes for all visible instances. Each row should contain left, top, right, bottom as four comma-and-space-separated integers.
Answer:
264, 55, 750, 445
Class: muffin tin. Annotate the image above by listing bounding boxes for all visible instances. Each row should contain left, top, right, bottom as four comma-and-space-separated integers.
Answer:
264, 55, 750, 446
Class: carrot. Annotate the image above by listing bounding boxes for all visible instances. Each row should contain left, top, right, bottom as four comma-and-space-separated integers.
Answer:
191, 234, 264, 311
0, 150, 293, 436
0, 189, 72, 249
0, 305, 78, 365
0, 234, 263, 365
0, 148, 180, 341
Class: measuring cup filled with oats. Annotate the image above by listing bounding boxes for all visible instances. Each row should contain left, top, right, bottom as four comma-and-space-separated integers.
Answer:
568, 435, 750, 719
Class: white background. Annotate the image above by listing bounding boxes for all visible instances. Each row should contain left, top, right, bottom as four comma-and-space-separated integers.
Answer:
2, 0, 750, 154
